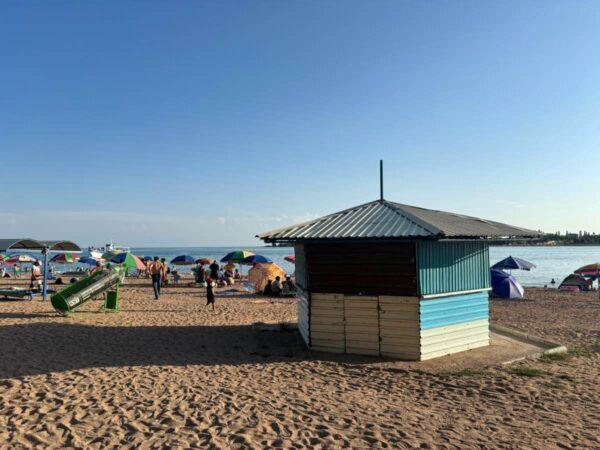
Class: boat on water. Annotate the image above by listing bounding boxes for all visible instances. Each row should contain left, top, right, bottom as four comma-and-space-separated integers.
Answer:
88, 242, 130, 259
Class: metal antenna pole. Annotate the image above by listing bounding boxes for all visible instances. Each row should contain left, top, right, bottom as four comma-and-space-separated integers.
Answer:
379, 160, 384, 201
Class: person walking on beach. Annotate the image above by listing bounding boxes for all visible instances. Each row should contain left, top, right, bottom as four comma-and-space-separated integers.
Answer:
205, 277, 216, 310
160, 258, 169, 287
149, 257, 164, 299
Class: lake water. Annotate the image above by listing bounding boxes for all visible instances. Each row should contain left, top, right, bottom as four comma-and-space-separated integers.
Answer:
489, 246, 600, 286
130, 245, 599, 287
38, 245, 600, 287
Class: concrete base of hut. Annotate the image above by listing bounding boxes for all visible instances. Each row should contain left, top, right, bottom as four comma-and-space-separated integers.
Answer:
299, 291, 491, 361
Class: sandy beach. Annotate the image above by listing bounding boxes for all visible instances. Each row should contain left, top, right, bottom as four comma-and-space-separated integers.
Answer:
0, 278, 598, 449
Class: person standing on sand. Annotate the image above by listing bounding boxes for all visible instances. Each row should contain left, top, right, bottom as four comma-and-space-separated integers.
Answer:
160, 258, 169, 287
209, 260, 219, 280
149, 257, 164, 300
30, 261, 42, 291
205, 277, 216, 310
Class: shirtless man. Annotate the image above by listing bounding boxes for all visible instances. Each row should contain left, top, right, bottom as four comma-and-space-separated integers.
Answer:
149, 257, 164, 300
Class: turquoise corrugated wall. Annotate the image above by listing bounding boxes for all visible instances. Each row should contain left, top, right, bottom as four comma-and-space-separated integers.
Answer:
420, 292, 489, 330
417, 241, 490, 296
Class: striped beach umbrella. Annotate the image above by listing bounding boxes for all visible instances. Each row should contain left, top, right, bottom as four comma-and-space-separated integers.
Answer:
111, 252, 145, 270
220, 250, 254, 263
51, 253, 79, 264
575, 263, 600, 278
7, 254, 38, 264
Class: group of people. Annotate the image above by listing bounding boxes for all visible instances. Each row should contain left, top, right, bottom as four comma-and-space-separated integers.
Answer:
263, 275, 296, 297
192, 260, 241, 288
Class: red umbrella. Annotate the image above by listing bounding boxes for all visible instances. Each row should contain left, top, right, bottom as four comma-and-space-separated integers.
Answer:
284, 255, 296, 264
575, 263, 600, 277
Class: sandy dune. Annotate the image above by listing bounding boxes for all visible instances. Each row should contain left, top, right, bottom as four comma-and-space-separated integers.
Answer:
0, 278, 598, 449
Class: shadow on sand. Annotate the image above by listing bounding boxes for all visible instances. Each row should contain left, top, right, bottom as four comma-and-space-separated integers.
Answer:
0, 321, 383, 379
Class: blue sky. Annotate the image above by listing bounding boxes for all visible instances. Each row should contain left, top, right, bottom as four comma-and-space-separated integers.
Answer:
2, 2, 599, 246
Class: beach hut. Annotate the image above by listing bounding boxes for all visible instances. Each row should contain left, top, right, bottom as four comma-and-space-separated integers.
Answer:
257, 199, 540, 360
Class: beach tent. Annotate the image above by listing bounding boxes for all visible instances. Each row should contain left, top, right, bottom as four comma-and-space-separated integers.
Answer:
248, 262, 286, 292
491, 269, 524, 299
492, 256, 536, 271
559, 274, 591, 292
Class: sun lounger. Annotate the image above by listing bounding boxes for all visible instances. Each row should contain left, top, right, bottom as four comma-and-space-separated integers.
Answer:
0, 288, 35, 301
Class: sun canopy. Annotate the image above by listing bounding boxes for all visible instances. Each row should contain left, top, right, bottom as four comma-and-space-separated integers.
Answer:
0, 238, 81, 252
491, 256, 536, 271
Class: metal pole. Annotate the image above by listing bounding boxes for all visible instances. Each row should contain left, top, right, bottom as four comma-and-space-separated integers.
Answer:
379, 159, 384, 201
42, 247, 49, 301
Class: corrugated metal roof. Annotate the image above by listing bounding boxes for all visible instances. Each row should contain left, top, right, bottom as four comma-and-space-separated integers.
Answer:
257, 200, 541, 242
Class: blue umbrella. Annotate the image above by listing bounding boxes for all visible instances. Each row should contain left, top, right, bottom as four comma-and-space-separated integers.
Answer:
79, 257, 100, 266
491, 256, 536, 271
491, 269, 524, 299
170, 255, 196, 265
141, 256, 153, 262
240, 254, 273, 265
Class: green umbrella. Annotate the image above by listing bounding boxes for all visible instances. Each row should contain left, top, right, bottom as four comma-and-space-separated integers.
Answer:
110, 252, 146, 270
220, 250, 254, 263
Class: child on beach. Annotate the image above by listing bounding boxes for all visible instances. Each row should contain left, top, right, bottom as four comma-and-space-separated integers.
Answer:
205, 277, 216, 310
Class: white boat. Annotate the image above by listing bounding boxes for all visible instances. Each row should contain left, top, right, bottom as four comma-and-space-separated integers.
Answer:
88, 242, 130, 259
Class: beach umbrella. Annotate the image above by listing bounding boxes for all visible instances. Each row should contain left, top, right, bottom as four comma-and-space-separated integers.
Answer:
574, 263, 600, 278
110, 252, 145, 270
195, 258, 213, 265
141, 256, 153, 262
220, 250, 254, 263
284, 255, 296, 264
6, 254, 38, 264
101, 249, 125, 260
491, 269, 524, 299
78, 256, 100, 266
51, 253, 79, 264
240, 254, 273, 265
491, 256, 536, 271
170, 255, 196, 265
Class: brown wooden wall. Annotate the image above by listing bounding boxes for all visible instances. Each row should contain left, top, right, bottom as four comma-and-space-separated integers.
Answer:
294, 243, 308, 290
304, 242, 418, 296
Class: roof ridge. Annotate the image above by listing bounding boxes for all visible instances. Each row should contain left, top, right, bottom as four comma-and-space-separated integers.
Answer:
383, 200, 442, 236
